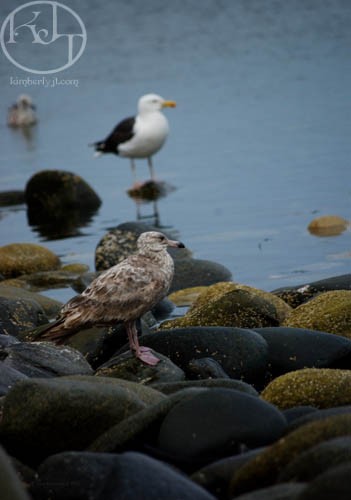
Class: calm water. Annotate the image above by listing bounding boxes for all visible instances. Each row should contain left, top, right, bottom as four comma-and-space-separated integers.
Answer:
1, 0, 351, 303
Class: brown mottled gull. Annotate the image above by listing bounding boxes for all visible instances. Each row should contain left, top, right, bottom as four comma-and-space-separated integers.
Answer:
36, 231, 185, 365
7, 94, 37, 127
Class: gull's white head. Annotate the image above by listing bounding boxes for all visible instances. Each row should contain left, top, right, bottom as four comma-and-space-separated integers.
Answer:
137, 231, 184, 253
138, 94, 176, 114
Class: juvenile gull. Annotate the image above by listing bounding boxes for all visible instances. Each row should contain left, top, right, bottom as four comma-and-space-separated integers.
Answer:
91, 93, 176, 183
35, 231, 185, 365
7, 94, 37, 127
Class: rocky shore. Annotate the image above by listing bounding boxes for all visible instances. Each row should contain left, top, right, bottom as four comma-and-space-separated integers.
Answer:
1, 219, 351, 500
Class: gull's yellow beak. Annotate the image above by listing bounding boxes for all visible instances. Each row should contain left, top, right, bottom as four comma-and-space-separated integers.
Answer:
162, 100, 176, 108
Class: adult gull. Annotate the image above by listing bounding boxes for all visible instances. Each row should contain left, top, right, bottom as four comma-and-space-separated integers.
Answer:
35, 231, 185, 365
91, 94, 176, 183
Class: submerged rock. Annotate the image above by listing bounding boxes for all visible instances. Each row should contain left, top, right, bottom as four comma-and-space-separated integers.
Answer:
0, 243, 60, 279
308, 215, 349, 237
25, 170, 101, 212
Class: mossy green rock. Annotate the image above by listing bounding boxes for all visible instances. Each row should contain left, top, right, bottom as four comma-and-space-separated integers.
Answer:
0, 285, 61, 319
0, 243, 60, 279
261, 368, 351, 409
0, 376, 164, 465
283, 290, 351, 338
162, 282, 282, 329
229, 414, 351, 496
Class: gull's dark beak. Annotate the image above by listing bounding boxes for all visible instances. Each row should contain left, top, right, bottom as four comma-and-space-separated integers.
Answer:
167, 239, 185, 249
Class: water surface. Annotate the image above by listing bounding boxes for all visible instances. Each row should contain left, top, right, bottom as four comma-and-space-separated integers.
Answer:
1, 0, 350, 302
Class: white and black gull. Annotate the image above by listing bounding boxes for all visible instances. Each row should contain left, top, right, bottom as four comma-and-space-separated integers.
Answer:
35, 231, 185, 365
91, 94, 176, 183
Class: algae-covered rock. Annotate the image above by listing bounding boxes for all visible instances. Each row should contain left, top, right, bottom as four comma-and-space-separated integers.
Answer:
0, 285, 61, 319
162, 283, 281, 329
0, 296, 48, 336
229, 414, 351, 496
283, 290, 351, 338
0, 376, 164, 464
0, 243, 60, 279
308, 215, 349, 237
261, 368, 351, 409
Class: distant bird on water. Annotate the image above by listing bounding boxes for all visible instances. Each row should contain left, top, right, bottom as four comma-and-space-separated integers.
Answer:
91, 93, 176, 183
35, 231, 185, 366
7, 94, 37, 127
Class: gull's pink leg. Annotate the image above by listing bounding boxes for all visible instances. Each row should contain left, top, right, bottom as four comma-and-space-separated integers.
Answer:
126, 321, 160, 366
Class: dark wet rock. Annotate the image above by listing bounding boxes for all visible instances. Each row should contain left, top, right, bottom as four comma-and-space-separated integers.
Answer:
286, 405, 351, 432
283, 406, 318, 424
0, 243, 60, 279
229, 414, 351, 497
25, 170, 101, 213
151, 297, 175, 319
4, 269, 89, 294
0, 333, 20, 348
298, 462, 351, 500
31, 451, 215, 500
272, 274, 351, 308
282, 290, 351, 338
65, 323, 128, 369
278, 436, 351, 482
235, 482, 306, 500
2, 341, 93, 378
88, 388, 206, 453
157, 389, 287, 464
191, 448, 266, 499
151, 378, 258, 396
25, 170, 101, 239
0, 190, 25, 206
0, 376, 164, 465
187, 357, 230, 379
0, 363, 28, 396
254, 327, 351, 378
0, 296, 48, 336
95, 222, 190, 271
95, 349, 185, 384
71, 271, 99, 293
120, 327, 269, 386
162, 286, 279, 329
261, 368, 351, 409
170, 258, 232, 293
0, 285, 62, 319
0, 445, 31, 500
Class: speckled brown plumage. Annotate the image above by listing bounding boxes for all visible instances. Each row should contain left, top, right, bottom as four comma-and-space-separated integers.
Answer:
37, 232, 185, 364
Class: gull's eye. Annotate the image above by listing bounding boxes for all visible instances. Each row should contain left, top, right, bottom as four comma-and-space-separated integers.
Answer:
158, 235, 166, 241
